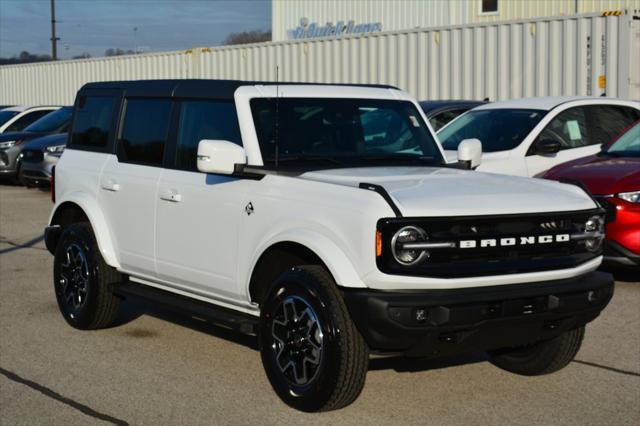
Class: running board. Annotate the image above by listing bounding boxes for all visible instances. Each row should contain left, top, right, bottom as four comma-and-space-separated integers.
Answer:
113, 281, 259, 335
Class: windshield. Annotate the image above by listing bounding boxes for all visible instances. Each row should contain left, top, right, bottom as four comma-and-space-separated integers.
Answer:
438, 108, 546, 152
24, 107, 72, 133
0, 110, 19, 127
605, 122, 640, 157
250, 98, 443, 168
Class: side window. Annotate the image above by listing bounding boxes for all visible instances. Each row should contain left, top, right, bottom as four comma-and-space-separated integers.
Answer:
175, 100, 241, 171
118, 99, 172, 166
71, 96, 116, 148
537, 107, 590, 150
589, 105, 640, 145
429, 109, 466, 132
5, 110, 50, 132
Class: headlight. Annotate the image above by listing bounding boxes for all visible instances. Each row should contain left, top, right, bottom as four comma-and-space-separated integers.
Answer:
0, 140, 16, 149
618, 191, 639, 203
583, 215, 604, 252
391, 226, 429, 265
46, 144, 65, 155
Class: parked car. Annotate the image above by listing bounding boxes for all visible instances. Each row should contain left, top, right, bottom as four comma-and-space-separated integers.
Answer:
419, 99, 487, 131
541, 121, 639, 267
0, 107, 72, 181
45, 80, 612, 412
437, 97, 640, 176
0, 105, 61, 134
19, 133, 67, 187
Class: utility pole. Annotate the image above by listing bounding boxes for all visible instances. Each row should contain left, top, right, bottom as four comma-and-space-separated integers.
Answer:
50, 0, 60, 60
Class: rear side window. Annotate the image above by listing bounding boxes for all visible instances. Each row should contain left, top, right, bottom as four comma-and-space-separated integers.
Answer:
537, 107, 591, 149
6, 110, 51, 132
589, 105, 640, 145
71, 96, 116, 148
176, 100, 242, 171
118, 99, 172, 166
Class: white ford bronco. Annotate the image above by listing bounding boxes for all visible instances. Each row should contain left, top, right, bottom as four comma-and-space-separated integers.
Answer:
45, 80, 613, 412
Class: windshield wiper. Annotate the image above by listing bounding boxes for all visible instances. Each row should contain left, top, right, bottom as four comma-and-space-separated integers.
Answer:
265, 155, 346, 166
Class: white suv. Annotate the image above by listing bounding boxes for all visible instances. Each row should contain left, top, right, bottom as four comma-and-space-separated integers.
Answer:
45, 80, 613, 412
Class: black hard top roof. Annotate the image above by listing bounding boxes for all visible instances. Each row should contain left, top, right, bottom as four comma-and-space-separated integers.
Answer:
80, 79, 398, 100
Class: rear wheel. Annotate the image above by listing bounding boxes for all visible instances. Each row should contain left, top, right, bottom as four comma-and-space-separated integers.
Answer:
489, 326, 585, 376
53, 222, 121, 329
259, 265, 369, 412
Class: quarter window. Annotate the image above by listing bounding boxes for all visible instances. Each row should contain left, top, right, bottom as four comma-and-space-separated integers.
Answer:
118, 99, 172, 166
176, 100, 242, 171
71, 96, 116, 148
536, 107, 590, 151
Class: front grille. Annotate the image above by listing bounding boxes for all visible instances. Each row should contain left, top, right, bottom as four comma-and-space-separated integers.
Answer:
21, 149, 44, 163
377, 209, 603, 278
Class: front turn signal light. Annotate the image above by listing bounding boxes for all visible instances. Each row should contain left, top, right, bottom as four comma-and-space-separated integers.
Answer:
376, 230, 382, 257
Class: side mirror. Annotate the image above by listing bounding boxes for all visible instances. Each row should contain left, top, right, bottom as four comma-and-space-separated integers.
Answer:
457, 138, 482, 169
534, 139, 561, 155
197, 140, 246, 175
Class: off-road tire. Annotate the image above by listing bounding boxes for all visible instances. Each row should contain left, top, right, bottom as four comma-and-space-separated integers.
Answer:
259, 265, 369, 412
489, 326, 585, 376
53, 222, 121, 329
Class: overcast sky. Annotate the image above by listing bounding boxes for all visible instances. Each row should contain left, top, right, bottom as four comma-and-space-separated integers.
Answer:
0, 0, 271, 59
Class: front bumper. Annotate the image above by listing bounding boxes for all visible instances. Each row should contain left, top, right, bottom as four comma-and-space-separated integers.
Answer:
20, 154, 57, 184
604, 240, 640, 267
343, 271, 613, 358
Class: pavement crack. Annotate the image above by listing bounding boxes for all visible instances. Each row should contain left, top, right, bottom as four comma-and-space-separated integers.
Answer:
0, 367, 129, 426
573, 359, 640, 378
0, 235, 46, 255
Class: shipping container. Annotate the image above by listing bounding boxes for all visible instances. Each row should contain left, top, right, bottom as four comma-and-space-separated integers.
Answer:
1, 12, 638, 105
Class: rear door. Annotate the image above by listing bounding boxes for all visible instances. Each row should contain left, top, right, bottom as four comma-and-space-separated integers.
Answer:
99, 98, 172, 277
155, 99, 248, 300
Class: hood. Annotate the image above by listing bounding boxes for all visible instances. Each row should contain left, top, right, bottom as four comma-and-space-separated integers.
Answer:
543, 154, 640, 195
0, 131, 44, 143
300, 166, 597, 216
23, 133, 68, 150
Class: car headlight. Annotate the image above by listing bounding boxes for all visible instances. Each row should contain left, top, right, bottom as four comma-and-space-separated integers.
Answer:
617, 191, 639, 203
391, 226, 429, 265
583, 215, 605, 252
0, 140, 16, 149
46, 144, 65, 155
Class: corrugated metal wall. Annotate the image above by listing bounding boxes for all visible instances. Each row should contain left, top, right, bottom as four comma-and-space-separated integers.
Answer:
272, 0, 640, 40
0, 12, 637, 105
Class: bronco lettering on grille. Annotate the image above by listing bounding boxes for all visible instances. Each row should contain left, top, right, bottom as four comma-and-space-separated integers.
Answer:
459, 234, 571, 249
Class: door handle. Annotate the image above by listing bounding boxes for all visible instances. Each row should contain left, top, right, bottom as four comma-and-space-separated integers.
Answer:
159, 189, 182, 203
101, 180, 120, 192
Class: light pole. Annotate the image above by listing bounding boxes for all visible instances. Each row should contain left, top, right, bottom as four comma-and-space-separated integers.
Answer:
133, 26, 138, 53
50, 0, 60, 60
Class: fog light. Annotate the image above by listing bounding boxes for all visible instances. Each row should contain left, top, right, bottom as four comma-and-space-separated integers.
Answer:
391, 226, 428, 265
415, 308, 427, 322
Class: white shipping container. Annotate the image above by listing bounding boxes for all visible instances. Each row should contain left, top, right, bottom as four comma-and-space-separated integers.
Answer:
0, 12, 638, 105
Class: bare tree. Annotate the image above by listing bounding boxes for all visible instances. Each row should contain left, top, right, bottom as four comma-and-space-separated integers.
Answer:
223, 30, 271, 46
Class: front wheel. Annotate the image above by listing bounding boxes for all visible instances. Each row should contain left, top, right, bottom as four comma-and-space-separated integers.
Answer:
259, 265, 369, 412
489, 326, 585, 376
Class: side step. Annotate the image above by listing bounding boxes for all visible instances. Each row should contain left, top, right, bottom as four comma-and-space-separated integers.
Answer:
113, 281, 259, 335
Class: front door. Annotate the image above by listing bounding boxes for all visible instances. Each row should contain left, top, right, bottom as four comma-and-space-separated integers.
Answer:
155, 99, 248, 300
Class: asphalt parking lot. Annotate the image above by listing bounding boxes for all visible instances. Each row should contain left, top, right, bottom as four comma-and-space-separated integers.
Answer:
0, 184, 638, 425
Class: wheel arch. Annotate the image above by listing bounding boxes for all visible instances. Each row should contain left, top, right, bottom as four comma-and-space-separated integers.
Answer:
246, 231, 366, 306
47, 192, 120, 268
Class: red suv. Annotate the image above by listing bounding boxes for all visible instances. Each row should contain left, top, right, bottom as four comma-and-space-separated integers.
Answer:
541, 121, 639, 267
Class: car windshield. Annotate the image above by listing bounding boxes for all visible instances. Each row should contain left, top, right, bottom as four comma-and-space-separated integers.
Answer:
250, 98, 443, 168
0, 110, 19, 127
24, 107, 72, 133
605, 122, 640, 157
438, 108, 546, 152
